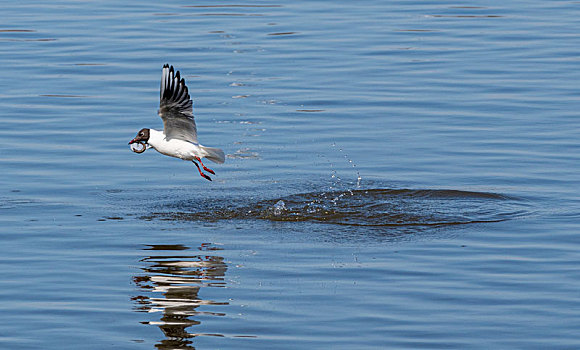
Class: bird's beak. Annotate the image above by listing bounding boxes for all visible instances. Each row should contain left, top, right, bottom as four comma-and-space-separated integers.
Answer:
128, 138, 137, 145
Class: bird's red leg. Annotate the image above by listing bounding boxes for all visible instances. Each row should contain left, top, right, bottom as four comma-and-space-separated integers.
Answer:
192, 160, 212, 181
195, 157, 215, 175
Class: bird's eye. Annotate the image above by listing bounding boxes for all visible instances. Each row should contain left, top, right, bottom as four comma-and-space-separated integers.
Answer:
139, 133, 143, 136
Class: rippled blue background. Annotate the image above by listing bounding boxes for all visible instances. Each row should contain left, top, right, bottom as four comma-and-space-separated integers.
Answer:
1, 1, 579, 349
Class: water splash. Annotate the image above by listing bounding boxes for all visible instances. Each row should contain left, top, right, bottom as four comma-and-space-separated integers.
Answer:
273, 200, 286, 216
330, 142, 362, 189
144, 189, 528, 229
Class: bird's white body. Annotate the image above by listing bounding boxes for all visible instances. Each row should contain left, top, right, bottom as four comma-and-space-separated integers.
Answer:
148, 129, 202, 160
148, 129, 225, 163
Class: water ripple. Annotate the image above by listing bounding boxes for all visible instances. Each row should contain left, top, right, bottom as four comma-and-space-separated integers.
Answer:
143, 189, 528, 228
132, 244, 231, 347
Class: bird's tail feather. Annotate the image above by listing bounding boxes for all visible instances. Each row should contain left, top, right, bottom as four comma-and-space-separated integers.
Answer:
201, 146, 225, 164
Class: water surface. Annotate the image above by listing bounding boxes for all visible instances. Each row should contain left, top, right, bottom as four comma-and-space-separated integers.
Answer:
1, 1, 579, 349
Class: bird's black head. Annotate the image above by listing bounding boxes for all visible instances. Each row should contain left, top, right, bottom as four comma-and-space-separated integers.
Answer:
129, 128, 150, 144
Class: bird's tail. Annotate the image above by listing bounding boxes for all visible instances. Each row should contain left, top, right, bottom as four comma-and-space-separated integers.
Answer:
201, 146, 225, 164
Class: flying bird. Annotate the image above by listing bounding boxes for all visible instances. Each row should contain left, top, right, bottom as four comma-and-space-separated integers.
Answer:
129, 64, 225, 181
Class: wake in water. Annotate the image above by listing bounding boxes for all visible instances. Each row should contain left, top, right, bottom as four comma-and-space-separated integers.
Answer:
140, 144, 528, 228
143, 188, 527, 228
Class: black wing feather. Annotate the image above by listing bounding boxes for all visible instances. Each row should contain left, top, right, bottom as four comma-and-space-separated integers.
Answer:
158, 64, 198, 143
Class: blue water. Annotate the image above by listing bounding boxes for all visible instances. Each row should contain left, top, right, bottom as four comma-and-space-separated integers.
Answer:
1, 1, 579, 349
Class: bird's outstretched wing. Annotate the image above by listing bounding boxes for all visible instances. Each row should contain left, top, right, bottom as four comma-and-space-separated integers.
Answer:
158, 64, 198, 143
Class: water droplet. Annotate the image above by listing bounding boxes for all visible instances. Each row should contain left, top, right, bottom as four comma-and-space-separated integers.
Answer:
273, 200, 286, 216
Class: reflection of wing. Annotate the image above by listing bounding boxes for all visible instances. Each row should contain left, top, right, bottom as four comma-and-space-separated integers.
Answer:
158, 64, 198, 143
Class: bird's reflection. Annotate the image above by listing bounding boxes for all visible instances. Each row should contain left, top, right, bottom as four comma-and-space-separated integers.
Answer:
132, 243, 228, 349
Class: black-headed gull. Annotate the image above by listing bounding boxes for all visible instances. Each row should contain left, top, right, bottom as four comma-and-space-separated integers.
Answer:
129, 64, 225, 181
